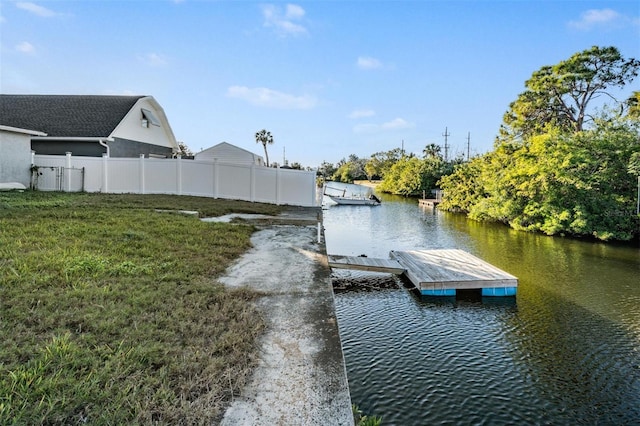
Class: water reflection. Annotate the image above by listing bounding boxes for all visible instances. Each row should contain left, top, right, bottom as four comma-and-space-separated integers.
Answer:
325, 197, 640, 425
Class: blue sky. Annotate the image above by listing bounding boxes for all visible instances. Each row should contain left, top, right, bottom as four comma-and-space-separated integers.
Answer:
2, 1, 639, 167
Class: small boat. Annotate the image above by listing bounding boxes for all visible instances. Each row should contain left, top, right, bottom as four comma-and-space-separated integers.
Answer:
326, 194, 381, 206
324, 185, 381, 206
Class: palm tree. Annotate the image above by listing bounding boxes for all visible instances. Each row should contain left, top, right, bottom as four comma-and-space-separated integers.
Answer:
255, 129, 274, 167
423, 143, 442, 159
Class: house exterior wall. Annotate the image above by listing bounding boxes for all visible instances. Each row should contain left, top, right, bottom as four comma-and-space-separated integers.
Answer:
195, 142, 264, 166
0, 129, 34, 186
111, 97, 179, 152
31, 140, 105, 157
30, 138, 174, 158
109, 138, 174, 158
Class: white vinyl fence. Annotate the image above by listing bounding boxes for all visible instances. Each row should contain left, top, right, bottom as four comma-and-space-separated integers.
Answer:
32, 153, 318, 207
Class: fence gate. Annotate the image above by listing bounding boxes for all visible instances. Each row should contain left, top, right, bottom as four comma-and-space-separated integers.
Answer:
32, 166, 85, 192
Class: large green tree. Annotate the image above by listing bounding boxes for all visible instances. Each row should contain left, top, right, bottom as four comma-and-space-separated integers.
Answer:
364, 148, 403, 180
317, 161, 337, 179
378, 156, 451, 196
331, 155, 368, 182
441, 116, 640, 240
438, 156, 490, 214
441, 46, 640, 241
627, 91, 640, 120
499, 46, 640, 142
378, 157, 425, 196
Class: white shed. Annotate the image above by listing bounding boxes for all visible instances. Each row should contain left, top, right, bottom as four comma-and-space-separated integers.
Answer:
0, 125, 47, 187
195, 142, 265, 166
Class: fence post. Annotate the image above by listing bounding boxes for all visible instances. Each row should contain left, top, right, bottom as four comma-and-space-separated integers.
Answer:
276, 165, 281, 205
139, 154, 145, 194
213, 159, 219, 199
176, 155, 182, 195
65, 152, 72, 192
250, 163, 256, 202
30, 150, 36, 190
102, 153, 109, 193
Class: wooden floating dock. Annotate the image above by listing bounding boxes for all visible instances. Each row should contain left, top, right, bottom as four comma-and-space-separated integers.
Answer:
328, 249, 517, 297
418, 199, 440, 208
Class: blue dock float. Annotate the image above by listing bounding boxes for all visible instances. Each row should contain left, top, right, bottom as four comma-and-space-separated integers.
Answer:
328, 249, 518, 297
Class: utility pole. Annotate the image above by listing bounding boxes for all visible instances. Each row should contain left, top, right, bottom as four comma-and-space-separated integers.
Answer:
466, 132, 471, 161
401, 140, 405, 157
442, 127, 450, 162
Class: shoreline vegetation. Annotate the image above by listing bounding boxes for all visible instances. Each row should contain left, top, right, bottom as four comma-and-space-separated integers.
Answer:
0, 192, 282, 424
320, 47, 640, 242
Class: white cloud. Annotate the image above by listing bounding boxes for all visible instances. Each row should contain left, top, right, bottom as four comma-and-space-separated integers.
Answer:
16, 2, 58, 17
139, 52, 168, 67
286, 4, 305, 20
352, 123, 378, 134
262, 3, 308, 37
568, 9, 625, 30
382, 118, 413, 130
353, 117, 414, 134
348, 109, 376, 119
16, 41, 35, 53
357, 56, 383, 70
227, 85, 317, 109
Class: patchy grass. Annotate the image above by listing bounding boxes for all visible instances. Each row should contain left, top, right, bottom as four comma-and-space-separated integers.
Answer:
0, 192, 281, 424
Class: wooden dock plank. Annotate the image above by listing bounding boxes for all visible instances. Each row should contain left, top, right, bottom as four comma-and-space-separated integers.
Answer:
327, 249, 517, 296
327, 255, 405, 274
418, 199, 440, 207
390, 249, 517, 291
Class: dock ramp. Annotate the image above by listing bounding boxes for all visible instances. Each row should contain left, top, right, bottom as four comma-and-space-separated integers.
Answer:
327, 254, 405, 274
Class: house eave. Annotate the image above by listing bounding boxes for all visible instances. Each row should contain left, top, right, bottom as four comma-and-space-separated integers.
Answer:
31, 136, 114, 142
0, 125, 47, 137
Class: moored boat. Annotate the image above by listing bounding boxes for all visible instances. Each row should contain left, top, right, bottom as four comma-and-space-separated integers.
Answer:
327, 194, 381, 206
323, 184, 381, 206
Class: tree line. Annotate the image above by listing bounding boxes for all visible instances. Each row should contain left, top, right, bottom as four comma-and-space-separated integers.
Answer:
318, 145, 463, 197
321, 46, 640, 241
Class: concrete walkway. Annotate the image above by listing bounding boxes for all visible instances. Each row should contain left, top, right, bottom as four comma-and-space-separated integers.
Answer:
216, 208, 354, 426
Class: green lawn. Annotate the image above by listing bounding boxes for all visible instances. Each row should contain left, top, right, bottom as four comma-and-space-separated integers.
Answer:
0, 192, 281, 424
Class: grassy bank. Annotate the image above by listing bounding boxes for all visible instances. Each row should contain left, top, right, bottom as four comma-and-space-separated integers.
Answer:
0, 192, 282, 424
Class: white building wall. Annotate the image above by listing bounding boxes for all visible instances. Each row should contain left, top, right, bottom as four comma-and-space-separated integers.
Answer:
110, 97, 179, 152
0, 129, 36, 187
195, 142, 264, 166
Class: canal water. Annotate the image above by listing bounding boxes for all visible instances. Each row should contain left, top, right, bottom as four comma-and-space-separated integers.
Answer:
322, 190, 640, 425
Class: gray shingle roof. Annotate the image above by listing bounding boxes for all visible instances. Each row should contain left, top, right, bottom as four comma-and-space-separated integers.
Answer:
0, 94, 146, 137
